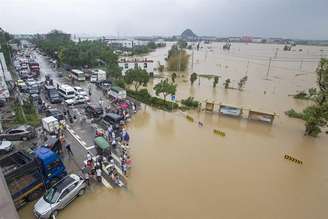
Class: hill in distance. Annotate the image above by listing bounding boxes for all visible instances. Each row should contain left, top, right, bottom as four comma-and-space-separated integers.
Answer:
181, 29, 197, 39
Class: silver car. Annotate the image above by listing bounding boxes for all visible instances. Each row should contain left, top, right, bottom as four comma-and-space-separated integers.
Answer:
33, 174, 87, 218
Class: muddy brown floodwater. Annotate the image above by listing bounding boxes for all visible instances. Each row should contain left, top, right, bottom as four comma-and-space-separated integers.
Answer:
20, 43, 328, 219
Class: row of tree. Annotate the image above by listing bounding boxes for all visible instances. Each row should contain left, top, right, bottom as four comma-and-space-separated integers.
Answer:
0, 28, 13, 64
34, 30, 121, 78
287, 58, 328, 137
124, 68, 176, 101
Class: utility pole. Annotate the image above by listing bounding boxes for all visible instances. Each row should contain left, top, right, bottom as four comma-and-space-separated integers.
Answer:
178, 49, 181, 72
274, 48, 278, 59
299, 59, 303, 71
245, 60, 249, 76
266, 57, 272, 80
191, 45, 194, 73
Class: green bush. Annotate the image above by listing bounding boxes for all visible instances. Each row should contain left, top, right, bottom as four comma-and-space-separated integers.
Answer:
294, 91, 308, 99
127, 89, 178, 111
113, 79, 126, 89
285, 109, 304, 119
181, 97, 199, 108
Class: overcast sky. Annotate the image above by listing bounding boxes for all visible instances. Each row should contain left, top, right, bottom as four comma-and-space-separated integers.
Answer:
1, 0, 327, 39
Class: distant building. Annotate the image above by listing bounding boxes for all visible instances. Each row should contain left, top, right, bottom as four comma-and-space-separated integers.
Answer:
228, 37, 241, 42
118, 58, 154, 76
106, 39, 149, 49
252, 37, 264, 43
241, 36, 253, 43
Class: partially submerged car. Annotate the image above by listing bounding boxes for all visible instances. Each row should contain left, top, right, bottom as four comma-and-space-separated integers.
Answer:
33, 174, 87, 219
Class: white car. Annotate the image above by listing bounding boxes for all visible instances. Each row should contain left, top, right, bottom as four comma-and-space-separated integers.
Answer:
25, 78, 37, 87
0, 141, 14, 153
74, 87, 88, 96
65, 95, 89, 106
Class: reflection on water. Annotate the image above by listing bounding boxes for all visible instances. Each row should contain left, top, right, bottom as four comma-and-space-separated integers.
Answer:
20, 43, 328, 219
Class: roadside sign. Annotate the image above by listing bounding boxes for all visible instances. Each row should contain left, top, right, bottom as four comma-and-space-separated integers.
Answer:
171, 95, 176, 101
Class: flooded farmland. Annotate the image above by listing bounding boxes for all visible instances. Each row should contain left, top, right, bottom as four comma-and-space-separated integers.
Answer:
20, 43, 328, 219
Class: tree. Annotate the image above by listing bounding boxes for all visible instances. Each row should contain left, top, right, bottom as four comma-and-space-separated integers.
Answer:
171, 72, 177, 83
167, 44, 189, 71
124, 68, 150, 91
224, 78, 231, 89
153, 79, 177, 101
303, 104, 328, 137
213, 76, 219, 88
316, 58, 328, 105
286, 58, 328, 136
190, 72, 197, 85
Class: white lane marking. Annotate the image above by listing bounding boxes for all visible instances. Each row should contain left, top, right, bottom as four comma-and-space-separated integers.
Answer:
86, 145, 95, 150
112, 153, 121, 164
101, 177, 112, 189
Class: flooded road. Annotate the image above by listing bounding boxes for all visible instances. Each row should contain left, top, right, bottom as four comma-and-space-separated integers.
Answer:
20, 43, 328, 219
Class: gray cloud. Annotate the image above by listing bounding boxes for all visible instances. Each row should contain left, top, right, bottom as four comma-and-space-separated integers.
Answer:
0, 0, 327, 39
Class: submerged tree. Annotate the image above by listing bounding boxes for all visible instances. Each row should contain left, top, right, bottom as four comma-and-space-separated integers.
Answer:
213, 76, 219, 88
224, 78, 231, 89
190, 72, 197, 85
286, 58, 328, 137
124, 68, 150, 91
171, 72, 177, 83
153, 79, 177, 101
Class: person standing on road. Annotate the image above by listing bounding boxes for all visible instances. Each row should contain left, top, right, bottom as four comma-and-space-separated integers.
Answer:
82, 165, 90, 186
107, 125, 113, 140
66, 144, 73, 157
96, 167, 102, 183
88, 84, 92, 96
87, 152, 92, 162
123, 132, 130, 146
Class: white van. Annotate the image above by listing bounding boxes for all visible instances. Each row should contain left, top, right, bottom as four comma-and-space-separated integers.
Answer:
58, 84, 75, 99
108, 86, 126, 99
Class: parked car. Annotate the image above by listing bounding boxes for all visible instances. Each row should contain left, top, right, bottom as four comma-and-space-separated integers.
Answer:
0, 99, 5, 108
33, 174, 87, 219
96, 80, 112, 89
28, 84, 40, 95
25, 78, 37, 87
102, 113, 123, 129
46, 108, 65, 121
85, 104, 103, 118
0, 140, 14, 154
16, 79, 29, 92
0, 125, 36, 141
65, 95, 89, 106
73, 86, 88, 96
44, 85, 62, 104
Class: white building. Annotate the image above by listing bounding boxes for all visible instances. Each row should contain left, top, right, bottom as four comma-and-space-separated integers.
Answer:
107, 39, 149, 49
118, 58, 154, 76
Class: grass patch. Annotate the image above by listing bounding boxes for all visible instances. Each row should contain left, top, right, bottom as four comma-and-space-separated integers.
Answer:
14, 101, 41, 127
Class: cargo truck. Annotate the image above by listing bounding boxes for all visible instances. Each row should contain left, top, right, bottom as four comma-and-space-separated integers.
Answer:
0, 147, 67, 208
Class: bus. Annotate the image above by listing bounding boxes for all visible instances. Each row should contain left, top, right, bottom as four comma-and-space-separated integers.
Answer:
71, 69, 86, 81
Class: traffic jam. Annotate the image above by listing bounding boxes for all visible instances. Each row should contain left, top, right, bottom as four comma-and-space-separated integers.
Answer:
0, 48, 137, 218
